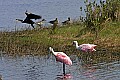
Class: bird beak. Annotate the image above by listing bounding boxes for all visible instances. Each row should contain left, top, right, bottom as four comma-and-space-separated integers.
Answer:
93, 49, 96, 51
43, 19, 46, 21
47, 48, 51, 59
72, 42, 75, 46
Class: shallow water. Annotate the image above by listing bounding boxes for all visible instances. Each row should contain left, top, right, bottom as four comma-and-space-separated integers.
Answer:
0, 53, 119, 80
0, 0, 85, 31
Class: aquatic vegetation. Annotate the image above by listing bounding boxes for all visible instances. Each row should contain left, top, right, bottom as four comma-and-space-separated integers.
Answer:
0, 21, 119, 56
79, 0, 120, 38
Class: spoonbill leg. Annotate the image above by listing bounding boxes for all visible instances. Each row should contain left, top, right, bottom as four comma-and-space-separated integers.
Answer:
63, 63, 65, 76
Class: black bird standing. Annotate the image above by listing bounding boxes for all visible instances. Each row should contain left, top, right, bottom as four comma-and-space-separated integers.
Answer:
36, 19, 46, 28
16, 18, 35, 29
49, 18, 58, 30
25, 11, 42, 20
49, 18, 58, 25
62, 17, 71, 25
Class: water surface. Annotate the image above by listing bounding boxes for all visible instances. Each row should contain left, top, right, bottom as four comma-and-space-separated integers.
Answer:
0, 54, 119, 80
0, 0, 84, 31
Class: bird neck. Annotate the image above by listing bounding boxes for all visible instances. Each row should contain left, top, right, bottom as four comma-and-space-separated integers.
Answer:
75, 42, 79, 49
68, 18, 70, 21
16, 19, 23, 22
25, 11, 30, 15
50, 49, 55, 55
25, 12, 29, 15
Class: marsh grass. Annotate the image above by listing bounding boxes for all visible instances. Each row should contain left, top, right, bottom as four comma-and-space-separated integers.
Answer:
0, 21, 120, 63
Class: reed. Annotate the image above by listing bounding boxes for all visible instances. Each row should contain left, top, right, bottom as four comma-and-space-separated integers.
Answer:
79, 0, 120, 38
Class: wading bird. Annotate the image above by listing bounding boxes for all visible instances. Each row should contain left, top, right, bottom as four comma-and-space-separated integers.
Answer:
49, 47, 72, 76
49, 18, 58, 25
16, 18, 35, 29
62, 17, 71, 25
36, 19, 46, 28
73, 41, 97, 52
49, 18, 58, 31
25, 10, 42, 20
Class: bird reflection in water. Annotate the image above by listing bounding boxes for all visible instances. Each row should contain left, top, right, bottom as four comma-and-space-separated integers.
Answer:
82, 63, 96, 80
56, 73, 72, 80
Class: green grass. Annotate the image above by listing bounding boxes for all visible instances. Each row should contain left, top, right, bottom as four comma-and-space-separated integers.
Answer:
99, 22, 120, 38
0, 21, 120, 55
0, 22, 119, 64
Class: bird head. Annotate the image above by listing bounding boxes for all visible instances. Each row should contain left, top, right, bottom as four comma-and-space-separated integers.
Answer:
68, 17, 70, 21
55, 18, 58, 20
16, 19, 23, 22
47, 47, 53, 59
73, 41, 78, 45
25, 10, 32, 15
42, 19, 46, 21
49, 47, 53, 52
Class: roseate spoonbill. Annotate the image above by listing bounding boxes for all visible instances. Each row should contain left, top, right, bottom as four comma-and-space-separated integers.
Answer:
62, 17, 71, 25
25, 10, 42, 20
16, 18, 35, 29
73, 41, 97, 52
49, 47, 72, 76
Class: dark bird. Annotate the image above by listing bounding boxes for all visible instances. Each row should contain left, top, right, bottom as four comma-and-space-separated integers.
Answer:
49, 18, 58, 31
16, 18, 35, 29
49, 18, 58, 25
36, 19, 46, 28
25, 10, 42, 20
62, 17, 71, 25
36, 19, 46, 25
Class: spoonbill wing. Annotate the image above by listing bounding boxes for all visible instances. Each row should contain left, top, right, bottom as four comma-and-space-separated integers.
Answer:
80, 44, 97, 49
55, 52, 72, 65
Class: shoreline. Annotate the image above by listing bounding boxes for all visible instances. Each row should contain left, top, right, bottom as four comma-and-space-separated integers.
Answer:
0, 21, 120, 55
0, 21, 120, 64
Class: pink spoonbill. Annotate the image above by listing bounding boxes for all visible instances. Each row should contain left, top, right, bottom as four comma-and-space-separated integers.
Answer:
49, 47, 72, 76
73, 41, 97, 52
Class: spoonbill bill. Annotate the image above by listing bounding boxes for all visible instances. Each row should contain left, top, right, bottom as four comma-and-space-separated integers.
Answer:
73, 41, 97, 52
49, 47, 72, 76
